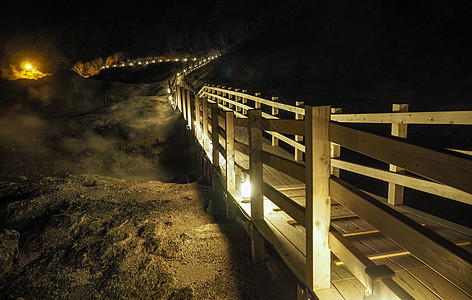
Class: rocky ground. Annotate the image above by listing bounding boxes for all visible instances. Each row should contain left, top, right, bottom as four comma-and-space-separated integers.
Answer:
0, 71, 298, 299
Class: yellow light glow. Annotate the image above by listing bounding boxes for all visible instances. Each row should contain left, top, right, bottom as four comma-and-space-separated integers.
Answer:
241, 179, 251, 199
15, 61, 48, 80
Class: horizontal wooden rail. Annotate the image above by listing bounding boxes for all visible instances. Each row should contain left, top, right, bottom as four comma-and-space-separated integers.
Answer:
331, 111, 472, 125
330, 176, 472, 296
261, 151, 305, 182
331, 159, 472, 205
330, 122, 472, 194
265, 119, 305, 135
182, 84, 472, 299
202, 85, 305, 115
262, 182, 306, 227
329, 228, 412, 299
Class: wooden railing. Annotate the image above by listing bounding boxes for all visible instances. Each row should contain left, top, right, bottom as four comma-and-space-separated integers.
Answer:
172, 82, 472, 299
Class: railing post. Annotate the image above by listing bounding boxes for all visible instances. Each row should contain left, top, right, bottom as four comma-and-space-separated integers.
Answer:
388, 103, 409, 205
242, 89, 248, 115
235, 88, 241, 113
330, 108, 342, 177
305, 105, 331, 291
195, 94, 201, 140
254, 92, 262, 109
227, 87, 233, 109
182, 88, 187, 121
271, 96, 279, 146
225, 111, 236, 220
216, 85, 221, 104
295, 101, 304, 161
177, 86, 182, 112
248, 109, 264, 263
202, 98, 209, 152
211, 102, 220, 168
187, 89, 193, 130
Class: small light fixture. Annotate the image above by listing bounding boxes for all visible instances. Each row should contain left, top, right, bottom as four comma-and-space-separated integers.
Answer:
241, 179, 251, 200
169, 95, 173, 101
167, 88, 171, 94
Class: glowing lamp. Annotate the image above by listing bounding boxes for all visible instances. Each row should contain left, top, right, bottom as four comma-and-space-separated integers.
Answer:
208, 141, 213, 155
26, 64, 32, 70
138, 61, 142, 65
152, 60, 156, 63
169, 95, 173, 100
177, 73, 180, 76
167, 88, 171, 94
241, 179, 251, 200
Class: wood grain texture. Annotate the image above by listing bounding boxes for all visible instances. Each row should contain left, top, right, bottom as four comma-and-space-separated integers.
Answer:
330, 122, 472, 194
248, 109, 264, 221
330, 177, 472, 296
210, 102, 220, 167
305, 106, 331, 290
331, 110, 472, 124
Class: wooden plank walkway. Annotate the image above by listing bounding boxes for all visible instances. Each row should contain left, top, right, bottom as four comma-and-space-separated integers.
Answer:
213, 114, 472, 299
174, 82, 472, 299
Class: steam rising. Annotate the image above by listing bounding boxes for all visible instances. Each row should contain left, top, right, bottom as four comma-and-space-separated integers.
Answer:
0, 71, 179, 182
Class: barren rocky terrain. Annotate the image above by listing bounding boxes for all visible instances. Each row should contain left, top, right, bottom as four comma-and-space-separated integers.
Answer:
0, 71, 298, 299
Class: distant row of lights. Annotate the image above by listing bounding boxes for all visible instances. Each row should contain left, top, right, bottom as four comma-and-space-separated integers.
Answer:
176, 54, 220, 76
101, 54, 220, 70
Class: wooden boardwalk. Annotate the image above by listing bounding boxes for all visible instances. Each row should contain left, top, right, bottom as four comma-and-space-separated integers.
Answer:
173, 81, 472, 299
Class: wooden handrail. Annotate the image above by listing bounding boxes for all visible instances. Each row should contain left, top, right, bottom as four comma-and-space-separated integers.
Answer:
330, 122, 472, 194
179, 83, 472, 299
331, 159, 472, 205
331, 110, 472, 125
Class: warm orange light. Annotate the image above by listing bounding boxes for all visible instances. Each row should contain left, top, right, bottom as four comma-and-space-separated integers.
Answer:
26, 64, 32, 70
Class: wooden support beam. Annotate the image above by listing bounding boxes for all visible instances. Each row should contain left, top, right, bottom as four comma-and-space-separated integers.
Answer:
254, 93, 262, 109
248, 109, 264, 263
225, 111, 236, 220
388, 104, 408, 205
194, 95, 201, 140
295, 101, 304, 162
202, 98, 209, 151
330, 122, 472, 195
177, 86, 182, 112
242, 90, 248, 115
210, 102, 220, 167
330, 108, 342, 177
330, 176, 472, 296
305, 105, 331, 291
235, 88, 241, 113
271, 97, 279, 146
182, 88, 187, 121
186, 89, 193, 130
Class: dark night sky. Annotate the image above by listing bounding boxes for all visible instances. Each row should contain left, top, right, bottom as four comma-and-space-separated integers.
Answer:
1, 1, 472, 84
